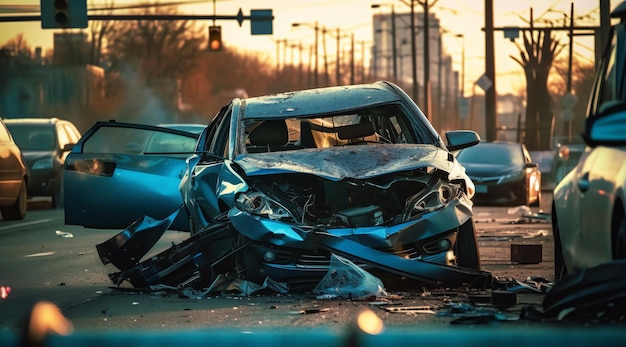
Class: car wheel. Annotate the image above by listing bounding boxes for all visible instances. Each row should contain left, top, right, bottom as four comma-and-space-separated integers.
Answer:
1, 180, 27, 220
51, 176, 64, 209
612, 204, 626, 259
455, 218, 481, 270
552, 205, 568, 281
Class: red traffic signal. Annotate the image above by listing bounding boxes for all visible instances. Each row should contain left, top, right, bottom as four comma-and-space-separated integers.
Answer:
208, 26, 222, 51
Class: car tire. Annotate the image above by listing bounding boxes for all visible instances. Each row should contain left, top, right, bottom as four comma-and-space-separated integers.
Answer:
51, 176, 64, 209
552, 205, 568, 281
2, 180, 27, 220
612, 203, 626, 259
455, 218, 481, 270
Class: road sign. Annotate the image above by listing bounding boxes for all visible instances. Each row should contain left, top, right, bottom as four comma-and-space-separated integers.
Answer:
250, 9, 273, 35
476, 74, 493, 92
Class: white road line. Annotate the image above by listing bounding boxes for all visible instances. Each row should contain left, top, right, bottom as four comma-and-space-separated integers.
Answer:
0, 219, 54, 230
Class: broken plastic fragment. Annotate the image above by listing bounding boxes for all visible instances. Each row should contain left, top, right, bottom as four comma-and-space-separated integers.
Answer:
55, 230, 73, 238
313, 254, 387, 299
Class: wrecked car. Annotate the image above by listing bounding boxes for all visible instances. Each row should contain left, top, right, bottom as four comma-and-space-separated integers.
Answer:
65, 81, 491, 291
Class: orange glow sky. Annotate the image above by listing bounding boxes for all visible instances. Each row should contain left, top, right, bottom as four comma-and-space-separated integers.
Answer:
0, 0, 616, 95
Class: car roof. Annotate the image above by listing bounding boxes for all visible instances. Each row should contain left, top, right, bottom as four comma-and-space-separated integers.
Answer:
4, 117, 68, 125
237, 81, 404, 120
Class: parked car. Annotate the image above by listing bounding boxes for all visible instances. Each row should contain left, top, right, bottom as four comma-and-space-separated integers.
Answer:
0, 118, 28, 220
64, 81, 491, 291
455, 141, 541, 207
4, 118, 81, 208
552, 2, 626, 281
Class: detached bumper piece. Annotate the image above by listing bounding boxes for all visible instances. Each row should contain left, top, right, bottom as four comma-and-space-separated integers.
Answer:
107, 220, 238, 289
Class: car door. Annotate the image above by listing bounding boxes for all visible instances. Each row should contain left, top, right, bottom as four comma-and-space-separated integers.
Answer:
64, 121, 199, 231
0, 120, 25, 204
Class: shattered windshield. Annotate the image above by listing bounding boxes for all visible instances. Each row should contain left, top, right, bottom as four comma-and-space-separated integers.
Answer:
243, 104, 416, 153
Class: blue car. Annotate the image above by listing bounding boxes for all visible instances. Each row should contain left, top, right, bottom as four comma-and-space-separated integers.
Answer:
64, 81, 490, 291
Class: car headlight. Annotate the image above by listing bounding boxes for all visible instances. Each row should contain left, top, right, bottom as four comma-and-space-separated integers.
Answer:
32, 158, 53, 170
235, 191, 294, 221
409, 181, 460, 216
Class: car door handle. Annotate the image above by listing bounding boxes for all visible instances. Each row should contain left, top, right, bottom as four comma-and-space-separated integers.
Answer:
578, 172, 590, 193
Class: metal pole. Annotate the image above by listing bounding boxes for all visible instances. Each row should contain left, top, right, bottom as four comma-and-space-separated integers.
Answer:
336, 28, 341, 85
314, 21, 319, 87
391, 5, 397, 82
410, 0, 418, 103
423, 0, 430, 119
567, 2, 574, 142
485, 0, 496, 141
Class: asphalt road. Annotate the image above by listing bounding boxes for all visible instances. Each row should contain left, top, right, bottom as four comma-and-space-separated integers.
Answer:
2, 194, 623, 346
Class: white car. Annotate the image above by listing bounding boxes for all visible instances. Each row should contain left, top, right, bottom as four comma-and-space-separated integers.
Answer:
552, 2, 626, 280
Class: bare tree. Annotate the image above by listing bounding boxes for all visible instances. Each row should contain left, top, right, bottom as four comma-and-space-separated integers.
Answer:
1, 34, 33, 64
102, 5, 206, 121
549, 57, 595, 141
511, 29, 563, 150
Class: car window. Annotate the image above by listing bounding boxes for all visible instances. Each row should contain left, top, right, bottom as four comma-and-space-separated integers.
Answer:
589, 32, 620, 116
457, 144, 524, 166
82, 126, 196, 157
57, 124, 71, 150
240, 104, 417, 154
64, 124, 81, 143
8, 125, 55, 151
209, 109, 231, 157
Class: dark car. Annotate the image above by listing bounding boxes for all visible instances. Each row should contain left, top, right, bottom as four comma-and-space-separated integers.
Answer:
4, 118, 81, 209
0, 118, 28, 220
64, 81, 491, 292
456, 141, 541, 207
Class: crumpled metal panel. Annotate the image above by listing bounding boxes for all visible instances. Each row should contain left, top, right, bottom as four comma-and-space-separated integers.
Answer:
235, 144, 452, 180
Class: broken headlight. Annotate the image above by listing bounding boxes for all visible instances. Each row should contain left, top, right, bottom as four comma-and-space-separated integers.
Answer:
408, 181, 460, 216
235, 191, 295, 221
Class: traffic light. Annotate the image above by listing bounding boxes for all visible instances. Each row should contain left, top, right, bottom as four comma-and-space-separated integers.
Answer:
208, 26, 222, 51
40, 0, 88, 29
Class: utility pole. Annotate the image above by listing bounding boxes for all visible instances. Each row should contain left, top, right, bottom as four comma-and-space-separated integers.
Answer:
391, 5, 398, 82
485, 0, 496, 141
410, 0, 418, 104
423, 0, 431, 120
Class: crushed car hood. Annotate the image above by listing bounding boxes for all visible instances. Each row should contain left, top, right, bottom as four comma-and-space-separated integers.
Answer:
234, 144, 453, 180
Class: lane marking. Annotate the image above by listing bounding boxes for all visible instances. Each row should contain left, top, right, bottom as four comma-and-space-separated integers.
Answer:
25, 251, 55, 257
0, 219, 54, 231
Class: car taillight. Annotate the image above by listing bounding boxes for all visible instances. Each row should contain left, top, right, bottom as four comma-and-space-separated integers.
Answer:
559, 145, 570, 161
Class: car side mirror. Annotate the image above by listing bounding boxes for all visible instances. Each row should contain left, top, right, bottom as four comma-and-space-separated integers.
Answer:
583, 108, 626, 147
446, 130, 480, 151
62, 143, 74, 152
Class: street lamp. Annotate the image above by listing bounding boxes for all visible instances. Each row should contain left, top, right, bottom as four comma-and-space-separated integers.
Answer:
292, 21, 320, 87
455, 34, 465, 98
371, 3, 397, 82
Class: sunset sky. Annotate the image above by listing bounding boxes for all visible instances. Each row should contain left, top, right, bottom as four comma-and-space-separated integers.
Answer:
0, 0, 616, 95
